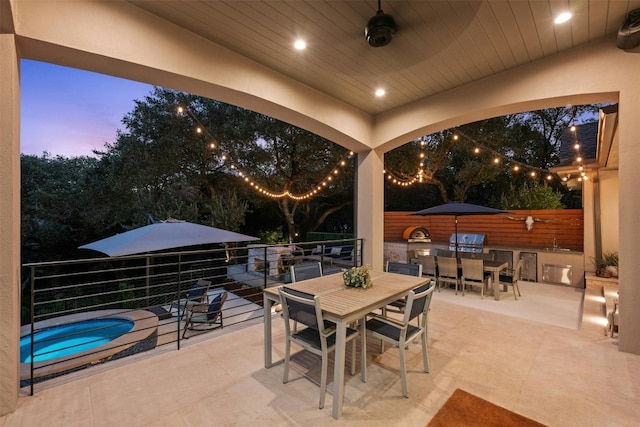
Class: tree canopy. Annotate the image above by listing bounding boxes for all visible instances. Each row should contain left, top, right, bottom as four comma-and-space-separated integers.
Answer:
383, 106, 599, 211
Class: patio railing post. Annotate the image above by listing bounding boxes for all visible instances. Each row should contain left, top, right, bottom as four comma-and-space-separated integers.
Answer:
176, 254, 183, 350
29, 265, 35, 396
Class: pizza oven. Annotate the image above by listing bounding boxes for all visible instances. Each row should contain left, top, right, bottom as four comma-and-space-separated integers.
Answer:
403, 226, 431, 243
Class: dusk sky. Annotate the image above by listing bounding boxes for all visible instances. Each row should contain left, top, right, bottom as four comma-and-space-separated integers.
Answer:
21, 60, 155, 158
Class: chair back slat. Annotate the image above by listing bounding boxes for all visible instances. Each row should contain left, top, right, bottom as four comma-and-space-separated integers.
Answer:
415, 255, 437, 277
461, 258, 484, 281
279, 287, 321, 330
437, 257, 458, 278
290, 262, 323, 282
386, 261, 422, 277
405, 281, 435, 323
513, 258, 524, 280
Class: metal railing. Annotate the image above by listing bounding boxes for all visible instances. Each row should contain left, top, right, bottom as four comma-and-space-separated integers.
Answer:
21, 238, 363, 393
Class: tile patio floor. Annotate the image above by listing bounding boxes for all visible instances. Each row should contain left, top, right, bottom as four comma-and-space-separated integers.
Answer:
2, 283, 638, 426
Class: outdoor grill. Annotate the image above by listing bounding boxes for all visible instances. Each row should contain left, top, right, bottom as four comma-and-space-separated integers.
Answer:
449, 233, 485, 253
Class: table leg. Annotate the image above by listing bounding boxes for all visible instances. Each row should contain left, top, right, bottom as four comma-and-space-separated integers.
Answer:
332, 320, 347, 419
493, 270, 500, 301
360, 318, 367, 383
263, 293, 273, 368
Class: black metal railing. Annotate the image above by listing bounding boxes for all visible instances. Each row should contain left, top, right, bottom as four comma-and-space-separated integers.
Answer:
21, 238, 363, 393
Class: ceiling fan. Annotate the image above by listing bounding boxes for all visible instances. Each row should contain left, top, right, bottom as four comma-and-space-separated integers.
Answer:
364, 0, 396, 47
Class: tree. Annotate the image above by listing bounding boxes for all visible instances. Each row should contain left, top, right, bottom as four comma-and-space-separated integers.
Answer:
21, 153, 98, 262
498, 182, 566, 210
87, 87, 354, 242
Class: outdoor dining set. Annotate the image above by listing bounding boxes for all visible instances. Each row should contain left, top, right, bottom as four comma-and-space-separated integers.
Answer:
408, 252, 523, 301
261, 252, 524, 419
263, 267, 434, 419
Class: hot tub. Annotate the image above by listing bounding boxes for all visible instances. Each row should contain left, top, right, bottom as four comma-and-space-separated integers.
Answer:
20, 309, 158, 383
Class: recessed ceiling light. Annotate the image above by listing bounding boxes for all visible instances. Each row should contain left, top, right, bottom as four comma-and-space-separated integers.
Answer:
375, 88, 386, 97
294, 39, 306, 50
554, 12, 572, 24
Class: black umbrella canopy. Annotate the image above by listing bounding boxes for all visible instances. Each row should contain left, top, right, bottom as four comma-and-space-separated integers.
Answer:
412, 202, 509, 217
412, 202, 509, 257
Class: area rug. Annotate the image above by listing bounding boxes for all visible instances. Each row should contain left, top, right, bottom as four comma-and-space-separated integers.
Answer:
427, 389, 546, 427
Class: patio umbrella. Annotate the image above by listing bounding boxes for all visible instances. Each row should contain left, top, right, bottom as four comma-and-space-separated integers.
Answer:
412, 202, 509, 258
79, 218, 259, 257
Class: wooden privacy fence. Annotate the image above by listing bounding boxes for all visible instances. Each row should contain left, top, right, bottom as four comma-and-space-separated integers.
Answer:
385, 209, 584, 251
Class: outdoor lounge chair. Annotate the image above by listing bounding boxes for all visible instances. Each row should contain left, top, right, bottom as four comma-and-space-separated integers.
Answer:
169, 279, 211, 318
182, 291, 228, 338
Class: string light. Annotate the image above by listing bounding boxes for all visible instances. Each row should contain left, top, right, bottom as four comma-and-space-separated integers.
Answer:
176, 104, 353, 200
383, 129, 565, 187
564, 116, 592, 184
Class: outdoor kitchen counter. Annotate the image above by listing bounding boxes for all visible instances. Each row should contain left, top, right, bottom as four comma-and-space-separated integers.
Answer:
386, 241, 585, 288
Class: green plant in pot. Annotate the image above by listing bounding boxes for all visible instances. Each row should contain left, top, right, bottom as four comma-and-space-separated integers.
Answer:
593, 251, 619, 278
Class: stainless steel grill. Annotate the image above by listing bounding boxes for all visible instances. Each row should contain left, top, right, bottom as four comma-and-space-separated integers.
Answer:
449, 233, 485, 253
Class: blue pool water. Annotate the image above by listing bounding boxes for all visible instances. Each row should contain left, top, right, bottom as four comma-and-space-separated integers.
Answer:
20, 318, 134, 363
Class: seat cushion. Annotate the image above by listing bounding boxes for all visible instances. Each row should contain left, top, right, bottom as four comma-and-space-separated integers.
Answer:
366, 318, 420, 342
187, 283, 206, 299
330, 246, 342, 256
293, 323, 358, 349
499, 274, 514, 283
207, 294, 223, 320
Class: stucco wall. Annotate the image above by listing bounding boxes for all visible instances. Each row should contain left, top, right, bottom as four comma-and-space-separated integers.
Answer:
600, 170, 620, 254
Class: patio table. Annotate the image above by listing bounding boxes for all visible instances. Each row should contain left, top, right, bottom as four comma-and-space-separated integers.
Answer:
263, 270, 429, 419
480, 260, 509, 300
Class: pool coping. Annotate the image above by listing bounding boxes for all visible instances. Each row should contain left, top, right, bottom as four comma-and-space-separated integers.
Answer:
20, 309, 159, 381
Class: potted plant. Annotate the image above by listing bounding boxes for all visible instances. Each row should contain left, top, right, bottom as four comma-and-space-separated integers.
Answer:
342, 265, 373, 289
593, 251, 619, 278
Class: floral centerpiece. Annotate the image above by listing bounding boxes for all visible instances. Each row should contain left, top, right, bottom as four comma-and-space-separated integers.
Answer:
342, 265, 373, 289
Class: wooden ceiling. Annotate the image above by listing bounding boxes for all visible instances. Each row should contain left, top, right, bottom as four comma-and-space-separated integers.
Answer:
128, 1, 640, 116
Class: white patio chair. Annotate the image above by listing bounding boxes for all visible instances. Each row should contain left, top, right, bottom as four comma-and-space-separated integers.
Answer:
278, 286, 361, 409
366, 281, 435, 397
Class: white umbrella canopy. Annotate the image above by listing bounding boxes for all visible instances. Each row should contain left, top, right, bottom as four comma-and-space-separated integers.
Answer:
79, 219, 259, 256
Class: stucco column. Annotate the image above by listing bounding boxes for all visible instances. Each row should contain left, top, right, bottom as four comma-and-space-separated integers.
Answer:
618, 90, 640, 355
0, 34, 21, 416
356, 149, 384, 270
